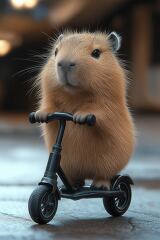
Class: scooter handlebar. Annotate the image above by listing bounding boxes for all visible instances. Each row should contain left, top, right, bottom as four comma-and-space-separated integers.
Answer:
29, 112, 96, 126
84, 114, 96, 126
29, 112, 37, 124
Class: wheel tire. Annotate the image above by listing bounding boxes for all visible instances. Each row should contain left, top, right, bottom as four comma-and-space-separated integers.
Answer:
28, 185, 58, 224
103, 176, 132, 216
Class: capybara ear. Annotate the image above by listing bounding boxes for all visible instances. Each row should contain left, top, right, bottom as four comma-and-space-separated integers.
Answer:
108, 32, 121, 52
57, 34, 64, 42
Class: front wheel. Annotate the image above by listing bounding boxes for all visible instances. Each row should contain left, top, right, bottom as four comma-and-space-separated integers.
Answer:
28, 185, 58, 224
103, 176, 132, 216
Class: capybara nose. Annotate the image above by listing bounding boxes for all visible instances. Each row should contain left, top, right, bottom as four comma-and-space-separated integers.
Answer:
58, 61, 76, 72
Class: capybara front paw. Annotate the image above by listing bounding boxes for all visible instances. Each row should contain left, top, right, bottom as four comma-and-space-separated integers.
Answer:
35, 111, 49, 123
90, 180, 110, 191
73, 112, 89, 124
73, 180, 85, 189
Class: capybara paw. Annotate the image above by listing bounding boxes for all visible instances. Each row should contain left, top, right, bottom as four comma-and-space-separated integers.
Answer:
90, 180, 110, 191
35, 111, 49, 123
72, 180, 85, 189
73, 112, 89, 124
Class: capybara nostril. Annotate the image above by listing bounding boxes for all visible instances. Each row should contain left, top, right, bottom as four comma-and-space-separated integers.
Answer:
69, 62, 76, 67
58, 61, 76, 70
58, 61, 63, 67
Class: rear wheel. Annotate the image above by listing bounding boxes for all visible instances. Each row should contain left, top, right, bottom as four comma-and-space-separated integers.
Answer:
28, 185, 58, 224
103, 176, 132, 216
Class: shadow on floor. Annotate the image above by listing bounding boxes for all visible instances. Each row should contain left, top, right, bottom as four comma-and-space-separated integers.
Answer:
30, 216, 133, 238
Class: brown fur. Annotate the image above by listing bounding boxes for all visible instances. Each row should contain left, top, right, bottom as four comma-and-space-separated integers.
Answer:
36, 31, 135, 187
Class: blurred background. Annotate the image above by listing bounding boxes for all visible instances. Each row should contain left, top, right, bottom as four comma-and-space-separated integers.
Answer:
0, 0, 160, 219
0, 0, 160, 113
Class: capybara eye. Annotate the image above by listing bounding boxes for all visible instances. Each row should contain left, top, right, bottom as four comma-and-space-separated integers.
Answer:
91, 49, 101, 59
55, 48, 58, 57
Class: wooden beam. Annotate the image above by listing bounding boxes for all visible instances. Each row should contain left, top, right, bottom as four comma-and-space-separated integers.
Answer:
131, 5, 152, 109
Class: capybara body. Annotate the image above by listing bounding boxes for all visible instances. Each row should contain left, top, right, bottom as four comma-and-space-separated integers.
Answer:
36, 31, 135, 188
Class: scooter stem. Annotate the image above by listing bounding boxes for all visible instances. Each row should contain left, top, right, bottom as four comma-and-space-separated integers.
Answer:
39, 120, 66, 187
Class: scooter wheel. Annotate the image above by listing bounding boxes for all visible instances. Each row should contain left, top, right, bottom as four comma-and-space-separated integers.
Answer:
103, 176, 132, 216
28, 185, 58, 224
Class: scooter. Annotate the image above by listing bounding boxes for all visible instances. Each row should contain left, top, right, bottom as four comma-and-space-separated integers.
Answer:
28, 111, 133, 224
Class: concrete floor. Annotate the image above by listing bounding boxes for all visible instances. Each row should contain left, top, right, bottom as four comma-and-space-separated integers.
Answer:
0, 113, 160, 240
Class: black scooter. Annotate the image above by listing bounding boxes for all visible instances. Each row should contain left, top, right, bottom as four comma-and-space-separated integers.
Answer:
28, 111, 133, 224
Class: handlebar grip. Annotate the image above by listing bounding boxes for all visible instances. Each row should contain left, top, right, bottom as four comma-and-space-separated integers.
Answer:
86, 114, 96, 126
28, 111, 96, 126
29, 112, 36, 124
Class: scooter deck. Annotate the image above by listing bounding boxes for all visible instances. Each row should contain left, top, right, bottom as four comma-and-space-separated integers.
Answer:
59, 186, 124, 200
